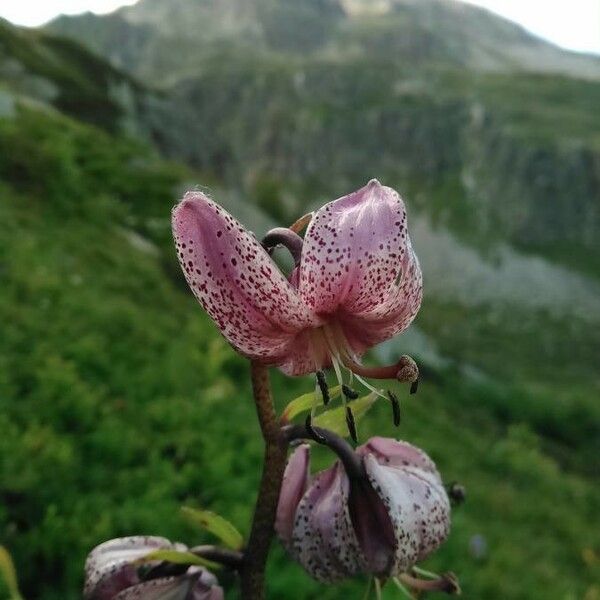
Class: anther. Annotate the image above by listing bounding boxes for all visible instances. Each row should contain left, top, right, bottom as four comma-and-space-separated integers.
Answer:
305, 414, 327, 444
342, 384, 359, 400
345, 406, 358, 443
316, 370, 330, 405
387, 390, 401, 426
447, 482, 466, 504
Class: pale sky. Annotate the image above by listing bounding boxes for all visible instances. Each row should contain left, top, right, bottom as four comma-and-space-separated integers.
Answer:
0, 0, 599, 55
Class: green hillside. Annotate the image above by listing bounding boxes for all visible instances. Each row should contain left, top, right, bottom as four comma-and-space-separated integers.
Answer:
0, 9, 599, 600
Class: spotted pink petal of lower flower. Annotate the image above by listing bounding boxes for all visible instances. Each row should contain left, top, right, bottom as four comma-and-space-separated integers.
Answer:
291, 463, 365, 582
298, 179, 411, 316
275, 444, 310, 547
113, 568, 223, 600
172, 192, 320, 363
362, 446, 451, 572
357, 437, 438, 475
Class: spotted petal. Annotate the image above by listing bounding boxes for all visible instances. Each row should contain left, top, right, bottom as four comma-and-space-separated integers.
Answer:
339, 238, 422, 354
299, 180, 411, 316
172, 192, 320, 363
84, 536, 175, 599
357, 437, 438, 475
291, 463, 365, 582
276, 444, 310, 547
113, 568, 223, 600
362, 449, 451, 573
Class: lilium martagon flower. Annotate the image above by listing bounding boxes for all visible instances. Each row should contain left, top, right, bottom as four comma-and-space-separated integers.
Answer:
84, 536, 224, 600
172, 179, 422, 395
275, 437, 458, 594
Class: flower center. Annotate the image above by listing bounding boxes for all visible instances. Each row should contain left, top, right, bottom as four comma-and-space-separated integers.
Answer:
304, 322, 419, 441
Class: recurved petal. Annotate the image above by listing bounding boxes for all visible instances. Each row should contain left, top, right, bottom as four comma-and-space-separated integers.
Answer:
291, 463, 365, 583
85, 564, 139, 600
337, 238, 422, 354
357, 437, 438, 475
363, 452, 451, 574
276, 444, 311, 547
84, 536, 175, 599
298, 180, 410, 316
112, 568, 223, 600
172, 192, 320, 363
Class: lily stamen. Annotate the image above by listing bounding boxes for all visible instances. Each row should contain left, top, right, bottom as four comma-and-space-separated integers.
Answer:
386, 390, 401, 427
352, 373, 388, 400
342, 384, 360, 400
345, 406, 358, 443
316, 370, 330, 405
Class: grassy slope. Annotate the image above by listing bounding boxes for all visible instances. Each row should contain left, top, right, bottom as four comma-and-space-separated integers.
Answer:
0, 103, 599, 600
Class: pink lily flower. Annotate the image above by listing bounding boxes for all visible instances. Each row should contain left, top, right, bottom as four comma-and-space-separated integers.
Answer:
172, 179, 422, 380
275, 437, 451, 582
84, 536, 223, 600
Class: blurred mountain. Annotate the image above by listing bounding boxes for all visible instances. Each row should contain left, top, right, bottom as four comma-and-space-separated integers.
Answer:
0, 16, 179, 143
45, 2, 600, 280
48, 0, 600, 82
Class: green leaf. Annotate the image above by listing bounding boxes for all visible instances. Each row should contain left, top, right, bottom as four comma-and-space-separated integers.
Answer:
182, 507, 244, 550
136, 549, 219, 571
282, 385, 342, 421
0, 546, 23, 600
313, 392, 378, 437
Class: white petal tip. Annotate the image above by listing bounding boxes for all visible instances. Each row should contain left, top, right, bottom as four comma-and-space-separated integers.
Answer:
367, 178, 382, 188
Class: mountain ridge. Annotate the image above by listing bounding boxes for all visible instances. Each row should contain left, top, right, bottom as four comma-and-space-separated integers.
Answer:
47, 0, 600, 82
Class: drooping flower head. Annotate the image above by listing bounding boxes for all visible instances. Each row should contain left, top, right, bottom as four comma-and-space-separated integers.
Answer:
84, 536, 223, 600
172, 180, 422, 383
275, 437, 450, 583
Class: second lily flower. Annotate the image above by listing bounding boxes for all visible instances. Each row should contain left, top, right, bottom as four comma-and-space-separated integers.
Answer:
275, 437, 451, 583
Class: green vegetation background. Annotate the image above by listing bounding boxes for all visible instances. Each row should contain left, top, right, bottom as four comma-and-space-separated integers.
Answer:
1, 18, 600, 600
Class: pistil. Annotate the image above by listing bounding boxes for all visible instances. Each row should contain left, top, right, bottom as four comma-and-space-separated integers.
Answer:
342, 353, 419, 385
